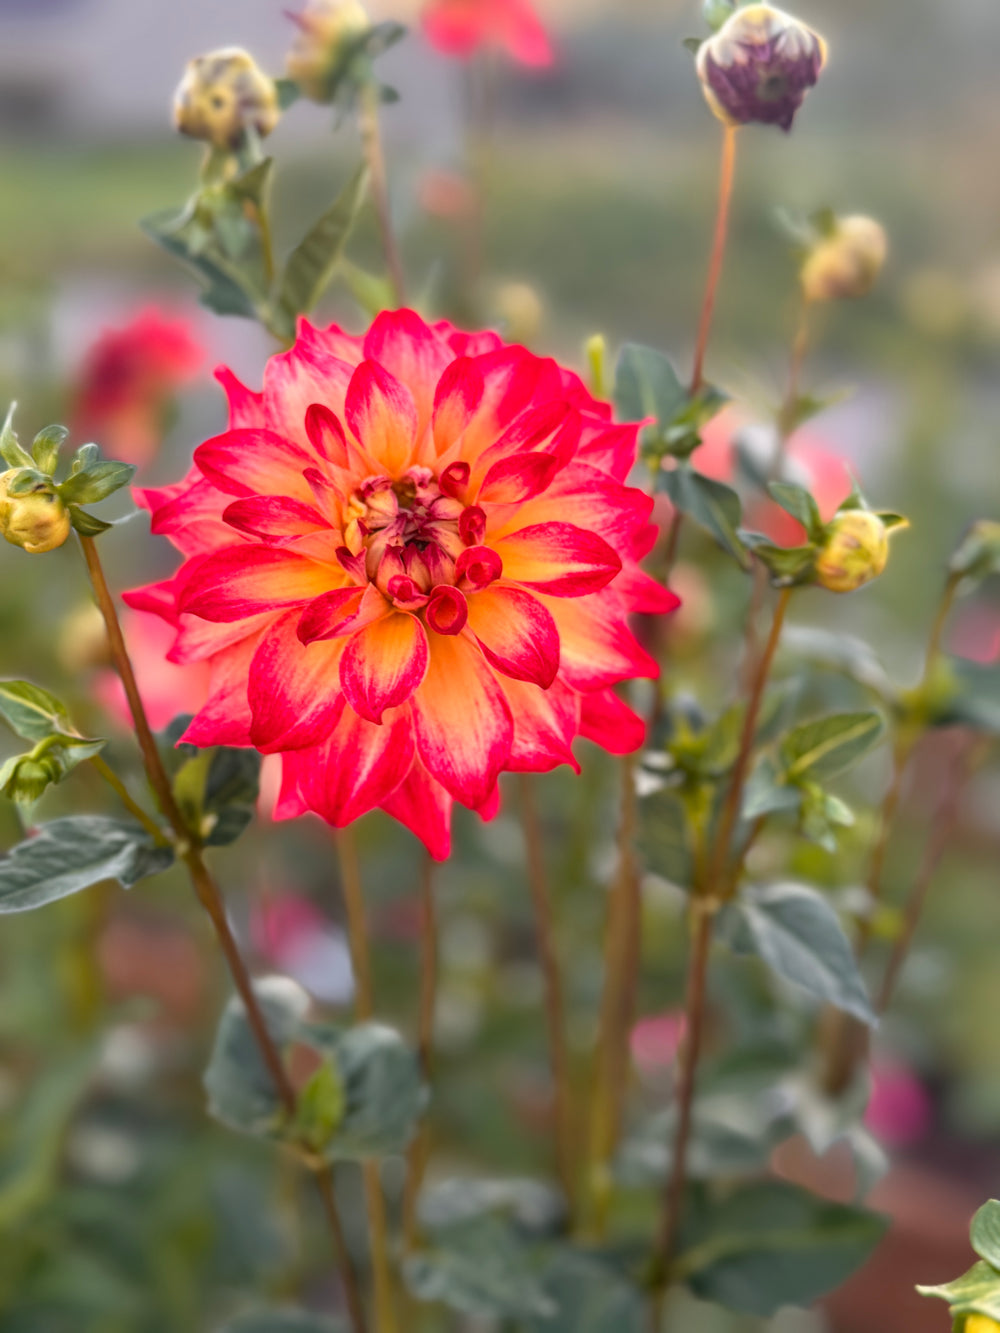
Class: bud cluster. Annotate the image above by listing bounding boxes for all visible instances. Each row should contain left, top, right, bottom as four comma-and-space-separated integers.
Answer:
286, 0, 372, 104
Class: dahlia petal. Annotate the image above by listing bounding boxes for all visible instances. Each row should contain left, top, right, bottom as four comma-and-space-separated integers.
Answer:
380, 760, 453, 860
180, 546, 336, 622
280, 705, 415, 827
249, 611, 348, 752
179, 628, 270, 746
473, 400, 576, 480
492, 522, 622, 596
215, 365, 267, 429
138, 472, 234, 557
456, 349, 562, 462
305, 403, 350, 466
426, 586, 469, 636
195, 429, 317, 503
615, 562, 681, 615
296, 317, 366, 367
168, 610, 275, 664
493, 463, 652, 549
224, 495, 328, 543
476, 784, 502, 820
577, 421, 640, 482
478, 451, 561, 506
465, 583, 559, 688
262, 340, 356, 448
433, 357, 486, 455
345, 361, 418, 475
340, 612, 430, 723
455, 545, 503, 591
578, 689, 646, 756
412, 632, 513, 806
435, 323, 503, 357
363, 309, 453, 437
538, 590, 658, 688
298, 582, 387, 643
500, 675, 581, 773
122, 577, 179, 623
501, 0, 555, 67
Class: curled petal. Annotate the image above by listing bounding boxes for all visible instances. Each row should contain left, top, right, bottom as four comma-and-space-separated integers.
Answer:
492, 522, 621, 596
387, 575, 430, 610
465, 583, 559, 688
412, 632, 513, 807
579, 689, 646, 755
345, 361, 418, 475
298, 583, 388, 644
455, 544, 502, 591
439, 460, 472, 499
340, 611, 430, 723
459, 506, 486, 546
180, 546, 336, 622
224, 495, 328, 543
433, 357, 486, 455
426, 585, 469, 636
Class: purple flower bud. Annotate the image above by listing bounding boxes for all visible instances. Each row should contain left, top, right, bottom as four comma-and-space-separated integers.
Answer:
696, 4, 827, 132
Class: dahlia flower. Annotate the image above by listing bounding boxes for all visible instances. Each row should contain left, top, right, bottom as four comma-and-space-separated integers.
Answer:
72, 308, 204, 469
128, 310, 674, 858
422, 0, 554, 69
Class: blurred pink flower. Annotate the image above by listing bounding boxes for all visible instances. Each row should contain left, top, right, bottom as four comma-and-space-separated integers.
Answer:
422, 0, 554, 68
251, 893, 354, 1004
864, 1058, 933, 1147
71, 308, 204, 469
950, 604, 1000, 665
95, 609, 211, 733
630, 1010, 687, 1076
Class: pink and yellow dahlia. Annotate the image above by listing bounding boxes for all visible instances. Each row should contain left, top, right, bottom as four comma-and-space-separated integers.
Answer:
128, 311, 675, 858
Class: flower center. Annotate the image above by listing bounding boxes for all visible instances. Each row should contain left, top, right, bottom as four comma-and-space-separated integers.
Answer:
347, 466, 467, 594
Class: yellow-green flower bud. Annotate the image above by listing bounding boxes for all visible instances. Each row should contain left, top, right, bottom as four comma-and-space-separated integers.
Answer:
286, 0, 371, 104
965, 1319, 1000, 1333
814, 510, 889, 594
0, 469, 71, 554
1, 755, 57, 805
173, 48, 280, 151
801, 216, 888, 303
696, 3, 827, 132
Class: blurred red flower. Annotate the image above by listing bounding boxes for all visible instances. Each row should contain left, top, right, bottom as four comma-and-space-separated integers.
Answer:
422, 0, 554, 67
71, 308, 204, 469
95, 609, 211, 733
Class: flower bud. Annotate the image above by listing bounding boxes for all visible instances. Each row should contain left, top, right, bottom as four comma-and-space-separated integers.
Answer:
814, 510, 889, 594
0, 469, 71, 554
966, 1320, 1000, 1333
1, 755, 57, 805
173, 48, 280, 151
801, 216, 888, 303
695, 4, 827, 132
286, 0, 371, 103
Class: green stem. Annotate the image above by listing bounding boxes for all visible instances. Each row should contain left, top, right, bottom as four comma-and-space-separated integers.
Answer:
403, 852, 438, 1250
689, 124, 738, 396
90, 753, 168, 845
335, 828, 399, 1333
359, 81, 406, 306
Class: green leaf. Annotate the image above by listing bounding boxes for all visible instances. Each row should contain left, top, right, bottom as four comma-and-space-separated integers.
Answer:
68, 505, 113, 537
217, 1314, 346, 1333
659, 467, 748, 566
799, 784, 855, 854
228, 157, 275, 208
173, 744, 261, 847
292, 1063, 347, 1155
205, 978, 310, 1139
740, 531, 817, 585
58, 459, 136, 506
273, 78, 303, 111
614, 344, 686, 438
524, 1249, 645, 1332
678, 1181, 887, 1318
950, 520, 1000, 587
0, 817, 173, 912
30, 424, 67, 475
418, 1178, 564, 1237
340, 259, 397, 318
0, 735, 107, 807
403, 1213, 554, 1320
141, 207, 263, 323
972, 1202, 1000, 1269
0, 680, 72, 741
277, 166, 369, 329
718, 882, 876, 1024
741, 756, 803, 821
637, 788, 693, 888
918, 1261, 1000, 1321
768, 482, 824, 541
0, 403, 32, 469
780, 711, 885, 783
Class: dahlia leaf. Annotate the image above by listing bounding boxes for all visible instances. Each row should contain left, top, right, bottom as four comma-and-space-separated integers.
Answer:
717, 882, 877, 1025
779, 710, 886, 783
676, 1182, 887, 1318
917, 1261, 1000, 1321
972, 1201, 1000, 1269
0, 679, 73, 742
0, 402, 32, 470
277, 165, 369, 332
403, 1214, 555, 1320
767, 481, 824, 541
523, 1249, 646, 1332
0, 817, 174, 913
30, 424, 67, 475
659, 467, 749, 567
58, 459, 136, 506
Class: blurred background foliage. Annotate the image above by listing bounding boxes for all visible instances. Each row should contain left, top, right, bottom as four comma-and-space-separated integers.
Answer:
0, 0, 999, 1330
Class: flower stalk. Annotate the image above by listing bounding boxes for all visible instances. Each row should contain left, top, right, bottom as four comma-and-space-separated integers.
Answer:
518, 773, 578, 1221
79, 534, 367, 1333
689, 123, 738, 397
358, 81, 406, 306
403, 852, 438, 1248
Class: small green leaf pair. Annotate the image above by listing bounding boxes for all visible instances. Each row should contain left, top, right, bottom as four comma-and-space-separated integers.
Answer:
0, 679, 109, 812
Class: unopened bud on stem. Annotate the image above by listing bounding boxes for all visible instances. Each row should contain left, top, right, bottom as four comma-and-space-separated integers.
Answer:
286, 0, 371, 103
0, 470, 71, 554
801, 215, 888, 303
815, 510, 890, 594
173, 48, 280, 150
696, 3, 827, 132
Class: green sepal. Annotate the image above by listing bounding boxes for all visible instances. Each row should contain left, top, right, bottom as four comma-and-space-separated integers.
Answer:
740, 530, 817, 586
0, 403, 32, 469
0, 735, 107, 807
58, 459, 136, 506
31, 425, 67, 475
68, 506, 113, 536
5, 468, 52, 498
767, 481, 825, 542
918, 1261, 1000, 1322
